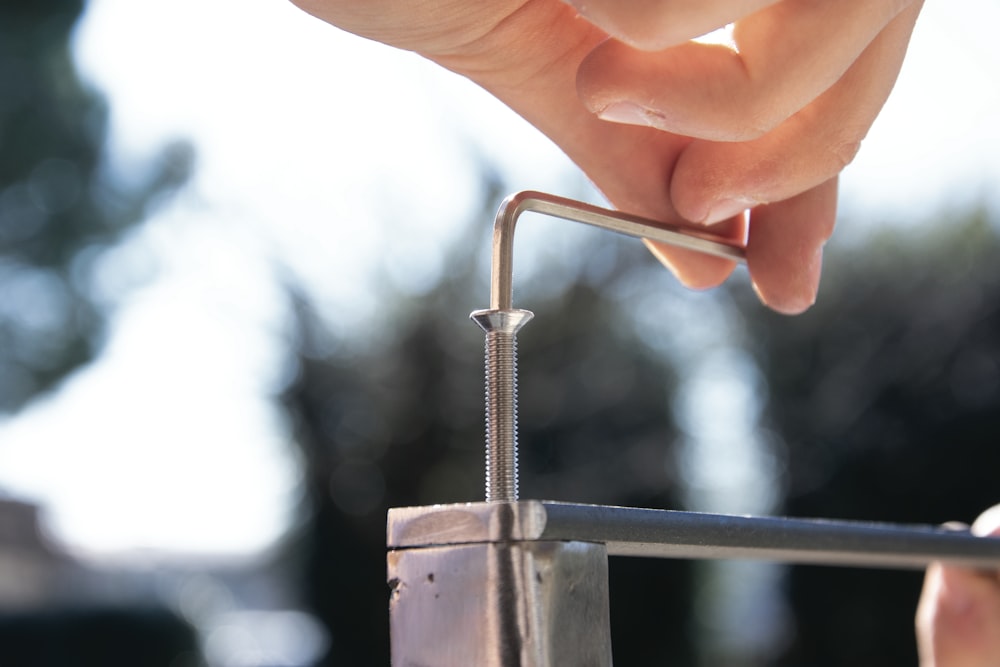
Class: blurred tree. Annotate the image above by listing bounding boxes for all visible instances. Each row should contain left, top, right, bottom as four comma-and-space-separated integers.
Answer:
737, 208, 1000, 666
0, 607, 200, 667
0, 0, 192, 412
0, 2, 198, 665
279, 173, 697, 666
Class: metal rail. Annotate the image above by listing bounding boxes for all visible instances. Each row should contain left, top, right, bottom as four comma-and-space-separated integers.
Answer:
389, 501, 1000, 570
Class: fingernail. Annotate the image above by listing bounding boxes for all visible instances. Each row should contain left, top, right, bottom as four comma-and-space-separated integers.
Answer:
597, 102, 661, 128
703, 198, 756, 225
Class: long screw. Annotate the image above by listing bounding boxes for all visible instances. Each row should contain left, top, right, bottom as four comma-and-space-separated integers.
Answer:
470, 308, 533, 502
472, 191, 746, 503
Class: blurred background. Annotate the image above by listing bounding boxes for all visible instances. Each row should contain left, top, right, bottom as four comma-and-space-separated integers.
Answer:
1, 0, 999, 665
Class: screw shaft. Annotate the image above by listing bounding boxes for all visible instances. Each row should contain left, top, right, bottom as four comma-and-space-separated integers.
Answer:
470, 308, 533, 503
483, 329, 518, 502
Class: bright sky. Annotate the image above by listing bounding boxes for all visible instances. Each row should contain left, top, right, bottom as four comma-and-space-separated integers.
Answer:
0, 0, 998, 558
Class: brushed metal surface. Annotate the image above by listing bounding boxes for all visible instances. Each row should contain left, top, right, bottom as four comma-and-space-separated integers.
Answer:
388, 540, 612, 667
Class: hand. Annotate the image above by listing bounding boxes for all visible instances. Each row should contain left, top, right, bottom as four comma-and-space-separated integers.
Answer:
916, 505, 1000, 667
288, 0, 922, 314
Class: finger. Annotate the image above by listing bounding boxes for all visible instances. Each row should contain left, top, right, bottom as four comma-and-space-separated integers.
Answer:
579, 0, 914, 142
643, 214, 746, 290
970, 505, 1000, 588
916, 562, 945, 667
917, 509, 1000, 667
563, 0, 777, 50
971, 504, 1000, 538
745, 177, 837, 314
670, 0, 922, 225
916, 563, 1000, 667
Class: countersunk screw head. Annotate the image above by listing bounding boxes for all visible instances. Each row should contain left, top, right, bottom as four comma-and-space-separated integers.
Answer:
470, 309, 534, 335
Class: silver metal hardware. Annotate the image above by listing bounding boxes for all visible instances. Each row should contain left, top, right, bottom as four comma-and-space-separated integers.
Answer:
471, 191, 746, 502
470, 309, 534, 503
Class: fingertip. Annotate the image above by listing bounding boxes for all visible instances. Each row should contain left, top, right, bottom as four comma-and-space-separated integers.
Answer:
919, 556, 1000, 666
746, 216, 825, 315
749, 246, 822, 315
971, 504, 1000, 538
577, 39, 639, 116
743, 179, 838, 314
940, 567, 983, 616
669, 146, 754, 226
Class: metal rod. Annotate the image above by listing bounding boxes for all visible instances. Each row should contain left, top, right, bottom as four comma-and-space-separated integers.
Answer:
542, 503, 1000, 569
388, 501, 1000, 570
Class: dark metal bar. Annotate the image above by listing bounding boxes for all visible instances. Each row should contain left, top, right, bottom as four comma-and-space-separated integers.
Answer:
541, 503, 1000, 569
388, 501, 1000, 570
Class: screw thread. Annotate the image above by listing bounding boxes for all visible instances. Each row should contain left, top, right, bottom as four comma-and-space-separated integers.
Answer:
483, 330, 518, 502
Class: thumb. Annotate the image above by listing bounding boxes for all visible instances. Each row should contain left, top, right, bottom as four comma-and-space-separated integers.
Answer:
971, 504, 1000, 539
916, 506, 1000, 667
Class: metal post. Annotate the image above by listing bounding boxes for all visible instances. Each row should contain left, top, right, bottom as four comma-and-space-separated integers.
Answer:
388, 537, 612, 666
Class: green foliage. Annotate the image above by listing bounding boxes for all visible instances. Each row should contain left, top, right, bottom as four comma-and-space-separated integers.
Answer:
0, 607, 200, 667
0, 0, 192, 412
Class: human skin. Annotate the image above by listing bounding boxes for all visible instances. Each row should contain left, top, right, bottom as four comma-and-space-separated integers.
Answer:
917, 505, 1000, 667
287, 0, 922, 314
